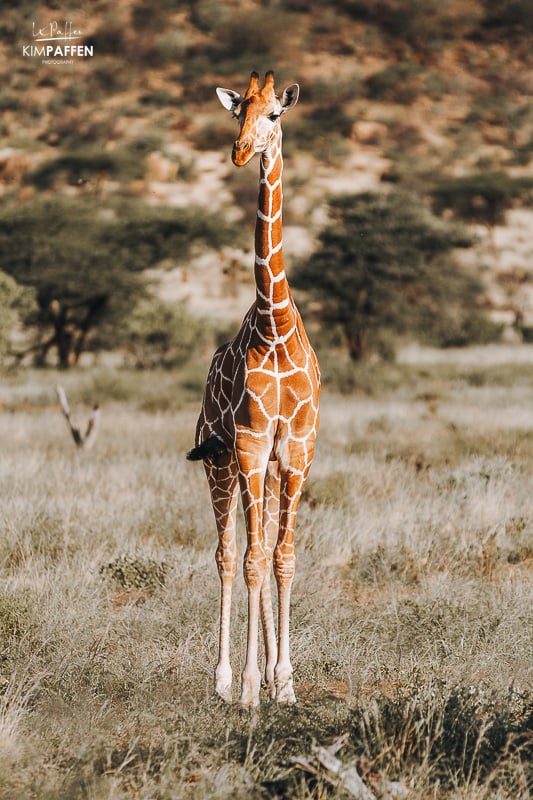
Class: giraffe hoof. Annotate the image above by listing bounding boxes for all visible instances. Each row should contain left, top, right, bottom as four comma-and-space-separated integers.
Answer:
265, 667, 276, 699
215, 684, 233, 704
240, 671, 261, 708
276, 686, 296, 704
215, 666, 233, 703
275, 673, 296, 704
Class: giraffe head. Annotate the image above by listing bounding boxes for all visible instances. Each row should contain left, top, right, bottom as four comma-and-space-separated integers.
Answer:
216, 71, 299, 167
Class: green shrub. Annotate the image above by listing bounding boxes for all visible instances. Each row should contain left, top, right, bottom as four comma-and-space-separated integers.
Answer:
26, 148, 145, 189
431, 311, 503, 348
365, 62, 425, 104
431, 171, 533, 226
0, 271, 37, 363
100, 553, 167, 592
305, 71, 363, 105
189, 0, 230, 32
138, 89, 176, 107
0, 91, 20, 111
132, 0, 186, 31
193, 117, 237, 152
85, 18, 127, 56
340, 0, 485, 53
90, 64, 131, 95
117, 299, 208, 370
284, 108, 354, 156
152, 31, 189, 65
481, 0, 533, 32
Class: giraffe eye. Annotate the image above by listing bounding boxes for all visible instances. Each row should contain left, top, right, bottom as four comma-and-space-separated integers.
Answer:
268, 113, 280, 122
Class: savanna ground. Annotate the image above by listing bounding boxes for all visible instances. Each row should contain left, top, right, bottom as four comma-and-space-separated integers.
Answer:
0, 350, 532, 799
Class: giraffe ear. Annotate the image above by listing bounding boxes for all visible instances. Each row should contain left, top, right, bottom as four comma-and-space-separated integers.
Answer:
216, 88, 242, 112
280, 83, 299, 114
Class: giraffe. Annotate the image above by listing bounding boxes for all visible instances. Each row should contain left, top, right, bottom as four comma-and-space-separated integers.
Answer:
187, 70, 320, 708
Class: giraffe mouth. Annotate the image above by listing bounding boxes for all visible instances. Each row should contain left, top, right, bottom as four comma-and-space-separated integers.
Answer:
232, 139, 255, 167
232, 150, 255, 167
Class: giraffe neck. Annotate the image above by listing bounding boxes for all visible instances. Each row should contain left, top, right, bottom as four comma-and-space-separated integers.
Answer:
254, 130, 293, 340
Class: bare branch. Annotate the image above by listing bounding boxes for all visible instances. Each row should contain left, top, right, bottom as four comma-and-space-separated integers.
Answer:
289, 736, 378, 800
312, 745, 377, 800
56, 385, 100, 449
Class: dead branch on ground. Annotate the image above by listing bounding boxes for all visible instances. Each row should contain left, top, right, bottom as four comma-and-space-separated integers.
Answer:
289, 734, 409, 800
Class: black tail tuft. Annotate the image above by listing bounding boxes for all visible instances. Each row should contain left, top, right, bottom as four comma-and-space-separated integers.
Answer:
186, 436, 228, 462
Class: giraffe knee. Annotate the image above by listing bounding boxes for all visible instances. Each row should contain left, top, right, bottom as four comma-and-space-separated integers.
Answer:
216, 546, 237, 579
243, 548, 267, 590
274, 547, 295, 585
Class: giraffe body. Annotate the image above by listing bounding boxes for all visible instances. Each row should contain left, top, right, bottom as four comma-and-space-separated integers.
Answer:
188, 71, 320, 707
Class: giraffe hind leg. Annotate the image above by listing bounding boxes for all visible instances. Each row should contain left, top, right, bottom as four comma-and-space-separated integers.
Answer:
274, 463, 310, 705
204, 452, 239, 703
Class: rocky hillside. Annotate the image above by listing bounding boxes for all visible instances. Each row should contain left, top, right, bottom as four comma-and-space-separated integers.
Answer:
1, 0, 532, 333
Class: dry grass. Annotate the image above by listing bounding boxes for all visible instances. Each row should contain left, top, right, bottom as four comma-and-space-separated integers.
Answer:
0, 358, 531, 799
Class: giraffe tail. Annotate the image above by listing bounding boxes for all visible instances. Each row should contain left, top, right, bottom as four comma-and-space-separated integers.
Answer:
186, 436, 228, 462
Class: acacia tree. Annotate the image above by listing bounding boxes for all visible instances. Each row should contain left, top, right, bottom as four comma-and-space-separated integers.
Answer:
291, 190, 486, 361
0, 198, 238, 367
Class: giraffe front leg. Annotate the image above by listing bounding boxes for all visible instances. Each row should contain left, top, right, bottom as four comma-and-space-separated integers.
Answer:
241, 566, 265, 708
237, 453, 268, 708
274, 469, 306, 705
261, 460, 280, 699
260, 572, 277, 699
205, 456, 239, 704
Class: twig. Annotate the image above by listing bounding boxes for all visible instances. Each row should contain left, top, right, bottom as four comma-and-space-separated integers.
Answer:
289, 736, 377, 800
312, 745, 377, 800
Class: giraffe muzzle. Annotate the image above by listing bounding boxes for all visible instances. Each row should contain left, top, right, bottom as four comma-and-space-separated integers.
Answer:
232, 138, 253, 166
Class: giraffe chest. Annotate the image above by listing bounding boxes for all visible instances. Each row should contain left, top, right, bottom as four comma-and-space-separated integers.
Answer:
198, 308, 319, 450
233, 338, 318, 433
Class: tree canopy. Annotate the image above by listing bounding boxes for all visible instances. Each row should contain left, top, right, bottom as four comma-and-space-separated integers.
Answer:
291, 190, 493, 361
431, 171, 533, 228
0, 198, 239, 367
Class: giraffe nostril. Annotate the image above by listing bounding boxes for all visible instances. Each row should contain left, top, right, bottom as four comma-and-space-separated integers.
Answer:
235, 139, 250, 152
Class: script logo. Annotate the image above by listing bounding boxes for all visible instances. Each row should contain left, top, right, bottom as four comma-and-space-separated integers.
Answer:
22, 20, 94, 62
32, 20, 83, 42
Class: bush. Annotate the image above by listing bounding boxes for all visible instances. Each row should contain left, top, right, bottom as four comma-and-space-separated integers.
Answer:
430, 310, 503, 348
116, 298, 208, 369
284, 107, 354, 157
481, 0, 533, 33
152, 31, 189, 65
340, 0, 485, 54
84, 18, 127, 56
431, 171, 533, 227
0, 271, 37, 363
26, 148, 145, 189
365, 62, 425, 104
193, 117, 237, 152
100, 553, 167, 593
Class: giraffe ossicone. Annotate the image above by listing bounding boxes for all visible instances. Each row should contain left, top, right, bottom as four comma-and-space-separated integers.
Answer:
187, 70, 320, 707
